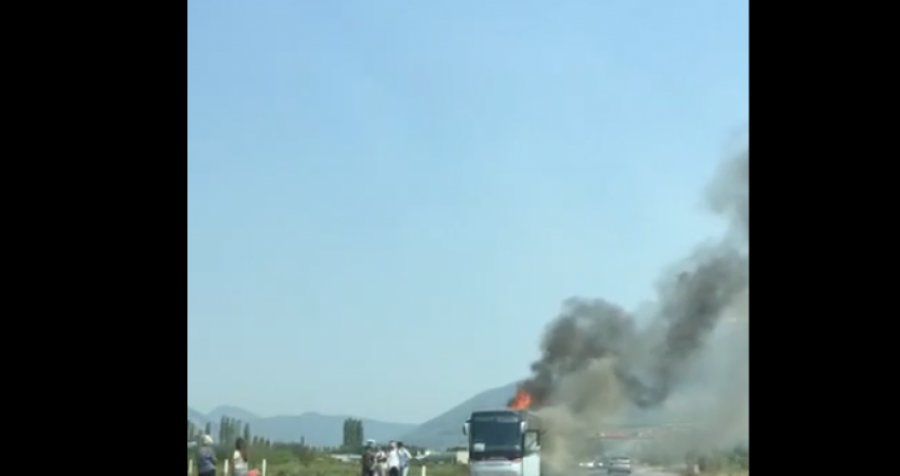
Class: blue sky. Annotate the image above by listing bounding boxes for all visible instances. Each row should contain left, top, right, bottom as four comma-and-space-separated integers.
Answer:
187, 0, 748, 424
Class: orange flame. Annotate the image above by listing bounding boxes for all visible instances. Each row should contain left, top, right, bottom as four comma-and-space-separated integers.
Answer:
508, 388, 532, 410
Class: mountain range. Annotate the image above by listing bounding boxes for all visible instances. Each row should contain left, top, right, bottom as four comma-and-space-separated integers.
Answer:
187, 405, 417, 447
189, 379, 714, 450
188, 382, 518, 449
399, 382, 517, 449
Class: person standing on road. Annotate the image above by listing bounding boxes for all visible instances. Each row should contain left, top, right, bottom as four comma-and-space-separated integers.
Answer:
397, 442, 411, 476
386, 441, 401, 476
232, 437, 250, 476
197, 435, 217, 476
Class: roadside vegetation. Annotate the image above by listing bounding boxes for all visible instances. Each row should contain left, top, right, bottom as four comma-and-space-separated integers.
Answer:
189, 416, 747, 476
187, 445, 468, 476
188, 416, 465, 476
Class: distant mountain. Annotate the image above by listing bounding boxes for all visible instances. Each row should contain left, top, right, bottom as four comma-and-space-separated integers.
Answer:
187, 383, 518, 451
188, 407, 208, 425
395, 383, 686, 450
400, 382, 518, 450
207, 405, 261, 424
190, 376, 698, 451
187, 406, 416, 447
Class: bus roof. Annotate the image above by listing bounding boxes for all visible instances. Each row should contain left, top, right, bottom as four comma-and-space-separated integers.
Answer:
471, 409, 539, 416
469, 409, 543, 428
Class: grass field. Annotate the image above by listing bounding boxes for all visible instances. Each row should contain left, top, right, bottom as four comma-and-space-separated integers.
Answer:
188, 448, 468, 476
188, 461, 467, 476
188, 445, 747, 476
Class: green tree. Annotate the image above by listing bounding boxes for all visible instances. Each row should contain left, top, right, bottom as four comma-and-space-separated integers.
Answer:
233, 419, 242, 444
218, 416, 242, 446
342, 419, 351, 449
204, 421, 212, 437
356, 419, 365, 448
213, 416, 250, 446
342, 418, 365, 450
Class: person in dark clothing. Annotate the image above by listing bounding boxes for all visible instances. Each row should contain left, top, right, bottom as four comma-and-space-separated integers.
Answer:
197, 434, 217, 476
361, 440, 378, 476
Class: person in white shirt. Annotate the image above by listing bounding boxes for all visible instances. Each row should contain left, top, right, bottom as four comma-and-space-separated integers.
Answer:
386, 441, 401, 476
397, 441, 412, 476
375, 445, 387, 476
232, 437, 249, 476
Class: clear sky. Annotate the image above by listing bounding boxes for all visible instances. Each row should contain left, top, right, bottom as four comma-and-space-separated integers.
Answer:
187, 0, 749, 424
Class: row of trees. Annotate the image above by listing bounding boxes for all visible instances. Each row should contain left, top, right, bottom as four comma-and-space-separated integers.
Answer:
340, 418, 427, 454
187, 417, 272, 447
190, 415, 427, 454
187, 419, 209, 440
218, 415, 251, 446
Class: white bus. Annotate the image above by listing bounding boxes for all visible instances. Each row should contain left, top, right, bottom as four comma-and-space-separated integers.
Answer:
463, 410, 543, 476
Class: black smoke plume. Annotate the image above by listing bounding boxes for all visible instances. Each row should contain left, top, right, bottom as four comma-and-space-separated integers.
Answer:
510, 149, 749, 411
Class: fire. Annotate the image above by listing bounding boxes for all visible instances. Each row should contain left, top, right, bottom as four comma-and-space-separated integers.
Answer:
508, 388, 532, 410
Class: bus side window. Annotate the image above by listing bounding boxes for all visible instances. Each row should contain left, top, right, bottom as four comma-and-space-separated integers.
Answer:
524, 430, 540, 453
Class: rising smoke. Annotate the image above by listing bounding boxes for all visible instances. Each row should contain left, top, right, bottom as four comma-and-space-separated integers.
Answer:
513, 148, 749, 468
